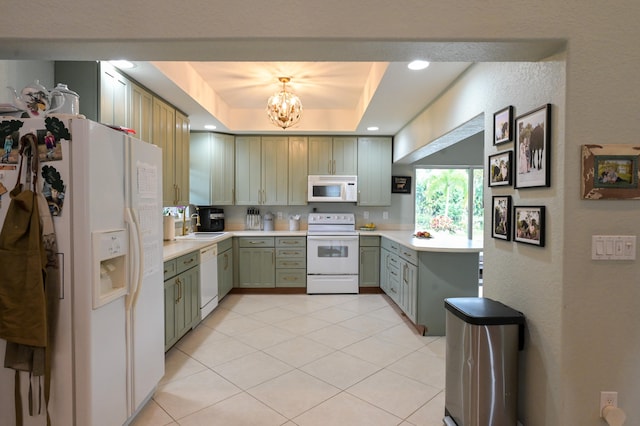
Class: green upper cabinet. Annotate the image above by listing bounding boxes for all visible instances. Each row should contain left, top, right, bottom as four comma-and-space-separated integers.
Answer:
288, 136, 308, 205
261, 136, 289, 206
357, 136, 392, 206
190, 132, 235, 205
130, 82, 153, 143
174, 110, 191, 206
308, 136, 357, 175
100, 62, 129, 127
235, 136, 288, 206
235, 136, 263, 205
189, 133, 211, 205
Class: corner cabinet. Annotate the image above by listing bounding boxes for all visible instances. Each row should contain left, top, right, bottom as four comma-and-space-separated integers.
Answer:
235, 136, 288, 206
308, 136, 357, 175
190, 132, 235, 206
357, 137, 392, 206
164, 251, 200, 351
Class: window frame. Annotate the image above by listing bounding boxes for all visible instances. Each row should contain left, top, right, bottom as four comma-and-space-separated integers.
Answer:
414, 165, 484, 240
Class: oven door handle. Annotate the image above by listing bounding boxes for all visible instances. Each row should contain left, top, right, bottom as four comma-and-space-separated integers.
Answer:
307, 235, 359, 241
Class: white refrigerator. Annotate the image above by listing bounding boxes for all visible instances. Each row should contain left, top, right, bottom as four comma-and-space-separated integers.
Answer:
0, 117, 165, 426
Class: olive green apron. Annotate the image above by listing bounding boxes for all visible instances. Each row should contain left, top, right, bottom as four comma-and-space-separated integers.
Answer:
0, 133, 51, 426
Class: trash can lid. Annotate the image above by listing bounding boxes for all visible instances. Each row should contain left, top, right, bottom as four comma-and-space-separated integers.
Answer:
444, 297, 525, 326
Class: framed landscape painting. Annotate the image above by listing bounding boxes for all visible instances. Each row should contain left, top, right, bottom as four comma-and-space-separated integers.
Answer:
514, 104, 551, 189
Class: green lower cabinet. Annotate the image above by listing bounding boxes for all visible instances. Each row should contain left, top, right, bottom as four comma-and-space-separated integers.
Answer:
380, 237, 480, 335
217, 238, 234, 300
275, 237, 306, 288
164, 252, 200, 351
218, 248, 233, 299
359, 236, 380, 287
238, 247, 275, 288
164, 279, 177, 348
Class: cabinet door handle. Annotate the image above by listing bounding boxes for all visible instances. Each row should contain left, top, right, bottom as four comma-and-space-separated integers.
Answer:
175, 277, 182, 303
333, 160, 336, 174
224, 253, 229, 269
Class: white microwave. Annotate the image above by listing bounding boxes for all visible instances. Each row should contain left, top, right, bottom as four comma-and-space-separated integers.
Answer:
308, 175, 358, 202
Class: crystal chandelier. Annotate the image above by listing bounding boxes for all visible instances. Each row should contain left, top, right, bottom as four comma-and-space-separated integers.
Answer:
266, 77, 303, 129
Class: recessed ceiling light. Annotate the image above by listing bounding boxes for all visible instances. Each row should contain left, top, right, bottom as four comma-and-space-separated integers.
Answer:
408, 60, 430, 71
367, 126, 379, 131
109, 60, 135, 69
204, 124, 217, 130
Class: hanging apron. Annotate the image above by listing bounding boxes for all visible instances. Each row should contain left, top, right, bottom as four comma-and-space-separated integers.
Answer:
0, 133, 51, 426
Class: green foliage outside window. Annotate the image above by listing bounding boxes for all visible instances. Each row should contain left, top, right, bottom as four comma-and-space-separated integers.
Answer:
415, 168, 483, 239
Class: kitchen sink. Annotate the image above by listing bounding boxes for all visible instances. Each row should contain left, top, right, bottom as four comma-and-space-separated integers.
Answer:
181, 232, 226, 240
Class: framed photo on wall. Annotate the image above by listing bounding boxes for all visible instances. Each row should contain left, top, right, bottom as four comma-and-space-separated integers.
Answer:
391, 176, 412, 193
581, 144, 640, 199
488, 150, 513, 187
514, 104, 551, 189
491, 195, 512, 240
493, 105, 513, 145
513, 205, 545, 247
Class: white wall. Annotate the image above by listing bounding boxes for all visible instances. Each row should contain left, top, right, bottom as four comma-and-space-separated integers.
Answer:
1, 2, 640, 425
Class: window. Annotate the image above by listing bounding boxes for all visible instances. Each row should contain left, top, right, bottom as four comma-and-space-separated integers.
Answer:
415, 167, 484, 240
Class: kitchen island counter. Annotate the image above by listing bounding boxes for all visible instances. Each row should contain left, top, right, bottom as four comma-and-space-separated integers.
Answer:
359, 230, 482, 253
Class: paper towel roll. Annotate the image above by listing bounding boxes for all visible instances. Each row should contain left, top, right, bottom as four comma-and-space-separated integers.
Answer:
602, 405, 626, 426
163, 215, 176, 241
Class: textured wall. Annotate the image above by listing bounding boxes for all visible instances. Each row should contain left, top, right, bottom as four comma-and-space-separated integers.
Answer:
1, 2, 639, 425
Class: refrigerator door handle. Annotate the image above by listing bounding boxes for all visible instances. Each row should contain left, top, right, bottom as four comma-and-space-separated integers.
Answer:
125, 207, 144, 310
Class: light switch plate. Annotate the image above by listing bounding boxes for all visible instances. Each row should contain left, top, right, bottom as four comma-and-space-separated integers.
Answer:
592, 235, 636, 260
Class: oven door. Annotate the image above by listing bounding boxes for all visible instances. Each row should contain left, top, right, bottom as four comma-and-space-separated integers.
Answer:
307, 235, 359, 275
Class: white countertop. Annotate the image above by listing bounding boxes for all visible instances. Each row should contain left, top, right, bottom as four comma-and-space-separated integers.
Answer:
163, 229, 482, 262
364, 230, 483, 253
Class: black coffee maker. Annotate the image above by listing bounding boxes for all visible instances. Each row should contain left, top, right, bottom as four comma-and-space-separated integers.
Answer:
197, 206, 225, 232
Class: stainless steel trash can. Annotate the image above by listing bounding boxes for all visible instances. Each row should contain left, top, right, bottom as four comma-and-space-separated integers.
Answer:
444, 297, 525, 426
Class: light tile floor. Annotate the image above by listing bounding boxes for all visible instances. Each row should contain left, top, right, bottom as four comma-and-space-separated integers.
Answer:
132, 293, 447, 426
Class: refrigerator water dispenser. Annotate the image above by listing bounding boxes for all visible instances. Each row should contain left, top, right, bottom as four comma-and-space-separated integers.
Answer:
92, 229, 129, 308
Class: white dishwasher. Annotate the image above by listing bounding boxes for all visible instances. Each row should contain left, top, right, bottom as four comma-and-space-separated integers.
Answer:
199, 244, 219, 320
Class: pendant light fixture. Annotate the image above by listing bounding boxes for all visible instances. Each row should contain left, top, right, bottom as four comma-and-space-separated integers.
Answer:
266, 77, 303, 129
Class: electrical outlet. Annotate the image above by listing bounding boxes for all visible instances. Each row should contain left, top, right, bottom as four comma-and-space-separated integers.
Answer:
363, 211, 369, 220
277, 211, 283, 220
600, 391, 618, 416
383, 211, 389, 220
